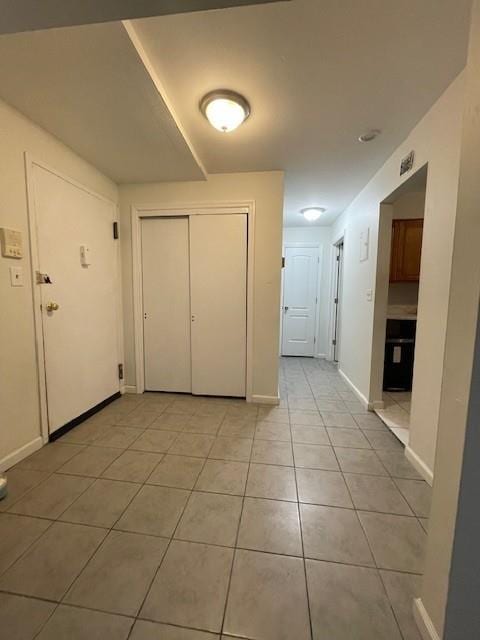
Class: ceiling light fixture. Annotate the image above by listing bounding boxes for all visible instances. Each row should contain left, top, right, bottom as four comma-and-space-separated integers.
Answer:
200, 90, 250, 133
358, 129, 381, 143
300, 207, 326, 222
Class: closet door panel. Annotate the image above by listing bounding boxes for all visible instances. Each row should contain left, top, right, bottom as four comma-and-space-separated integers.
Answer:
141, 217, 191, 392
189, 214, 247, 397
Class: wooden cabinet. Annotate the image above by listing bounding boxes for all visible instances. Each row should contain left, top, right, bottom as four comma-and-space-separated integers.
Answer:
390, 219, 423, 282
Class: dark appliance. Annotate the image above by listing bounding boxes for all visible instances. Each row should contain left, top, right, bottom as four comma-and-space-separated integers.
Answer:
383, 319, 416, 391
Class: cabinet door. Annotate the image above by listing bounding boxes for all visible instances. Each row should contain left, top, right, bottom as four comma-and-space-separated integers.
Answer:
390, 219, 423, 282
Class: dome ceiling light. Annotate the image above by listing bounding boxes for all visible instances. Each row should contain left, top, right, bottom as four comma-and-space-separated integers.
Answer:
300, 207, 326, 222
200, 90, 250, 133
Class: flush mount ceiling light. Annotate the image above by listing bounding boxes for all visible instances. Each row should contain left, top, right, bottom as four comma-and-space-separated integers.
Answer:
200, 90, 250, 133
300, 207, 326, 222
358, 129, 381, 143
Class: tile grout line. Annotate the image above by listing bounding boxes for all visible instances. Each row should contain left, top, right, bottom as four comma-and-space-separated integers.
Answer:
218, 403, 259, 638
293, 358, 316, 640
30, 418, 156, 640
3, 380, 426, 638
7, 398, 175, 639
122, 437, 214, 640
295, 357, 406, 640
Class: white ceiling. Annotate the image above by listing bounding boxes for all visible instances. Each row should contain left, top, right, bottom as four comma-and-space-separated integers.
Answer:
0, 22, 205, 183
0, 0, 472, 226
132, 0, 471, 226
0, 1, 282, 34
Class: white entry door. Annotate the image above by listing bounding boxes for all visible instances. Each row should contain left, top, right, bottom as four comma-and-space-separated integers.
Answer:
33, 164, 120, 434
190, 214, 247, 397
142, 217, 192, 392
282, 246, 319, 356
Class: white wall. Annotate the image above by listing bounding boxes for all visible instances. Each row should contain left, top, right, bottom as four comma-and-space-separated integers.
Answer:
0, 98, 118, 471
282, 226, 332, 358
119, 171, 284, 401
419, 3, 480, 635
331, 72, 465, 479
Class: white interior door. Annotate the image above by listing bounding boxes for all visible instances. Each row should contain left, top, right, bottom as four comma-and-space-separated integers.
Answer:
282, 246, 319, 356
142, 217, 191, 392
33, 165, 120, 434
189, 214, 247, 397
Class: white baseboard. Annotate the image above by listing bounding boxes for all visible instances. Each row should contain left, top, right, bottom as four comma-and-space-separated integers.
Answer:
122, 385, 138, 395
251, 394, 280, 405
413, 598, 440, 640
315, 353, 327, 359
405, 445, 434, 486
0, 436, 43, 473
338, 369, 372, 410
372, 399, 385, 410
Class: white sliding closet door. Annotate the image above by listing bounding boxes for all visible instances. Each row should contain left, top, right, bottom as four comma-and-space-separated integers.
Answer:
189, 214, 247, 397
142, 217, 191, 392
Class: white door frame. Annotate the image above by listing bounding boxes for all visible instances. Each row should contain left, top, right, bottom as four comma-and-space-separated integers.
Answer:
327, 232, 346, 362
280, 242, 321, 357
131, 201, 255, 401
25, 152, 123, 445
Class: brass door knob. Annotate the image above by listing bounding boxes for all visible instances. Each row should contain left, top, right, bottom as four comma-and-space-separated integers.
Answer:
46, 302, 59, 312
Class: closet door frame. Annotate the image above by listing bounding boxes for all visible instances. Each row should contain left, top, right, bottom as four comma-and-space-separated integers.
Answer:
131, 201, 255, 401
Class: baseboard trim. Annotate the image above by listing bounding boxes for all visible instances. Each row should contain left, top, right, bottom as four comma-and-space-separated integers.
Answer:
372, 400, 385, 410
0, 436, 43, 472
122, 385, 138, 395
405, 445, 434, 486
338, 369, 372, 410
315, 353, 327, 359
251, 394, 280, 405
413, 598, 441, 640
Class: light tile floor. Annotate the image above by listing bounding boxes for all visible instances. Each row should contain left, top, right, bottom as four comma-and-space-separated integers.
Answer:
376, 392, 411, 446
0, 357, 430, 639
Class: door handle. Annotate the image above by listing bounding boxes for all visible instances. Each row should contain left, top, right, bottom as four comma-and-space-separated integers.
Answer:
284, 306, 289, 313
46, 302, 60, 312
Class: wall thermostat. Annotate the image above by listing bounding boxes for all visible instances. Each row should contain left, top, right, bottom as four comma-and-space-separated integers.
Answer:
0, 227, 23, 259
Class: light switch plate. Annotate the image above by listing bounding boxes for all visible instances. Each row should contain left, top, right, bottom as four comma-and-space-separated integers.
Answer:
9, 266, 24, 287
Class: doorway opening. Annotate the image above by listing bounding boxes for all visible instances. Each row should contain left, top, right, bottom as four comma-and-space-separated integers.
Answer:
371, 165, 427, 444
332, 240, 344, 363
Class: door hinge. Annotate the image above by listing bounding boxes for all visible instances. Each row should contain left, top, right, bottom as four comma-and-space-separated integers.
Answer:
334, 297, 338, 304
336, 255, 340, 261
332, 339, 337, 346
314, 336, 316, 344
118, 363, 124, 380
113, 221, 119, 239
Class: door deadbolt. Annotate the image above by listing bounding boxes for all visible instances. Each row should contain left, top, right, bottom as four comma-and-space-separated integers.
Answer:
46, 302, 60, 312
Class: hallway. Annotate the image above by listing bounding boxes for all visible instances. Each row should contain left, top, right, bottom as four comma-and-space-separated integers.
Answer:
1, 358, 430, 639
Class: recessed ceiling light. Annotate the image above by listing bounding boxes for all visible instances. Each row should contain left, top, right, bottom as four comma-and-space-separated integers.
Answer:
300, 207, 326, 222
358, 129, 381, 143
200, 90, 250, 133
